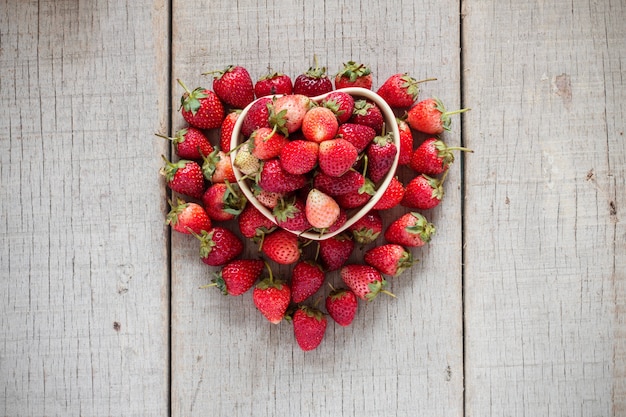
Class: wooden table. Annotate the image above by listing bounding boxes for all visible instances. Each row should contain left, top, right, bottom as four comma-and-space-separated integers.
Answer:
1, 1, 624, 416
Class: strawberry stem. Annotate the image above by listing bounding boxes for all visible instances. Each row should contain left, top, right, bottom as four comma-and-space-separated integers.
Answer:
176, 78, 191, 94
415, 77, 438, 84
444, 108, 471, 117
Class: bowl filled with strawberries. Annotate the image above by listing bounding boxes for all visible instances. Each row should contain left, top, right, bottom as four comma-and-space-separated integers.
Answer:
229, 87, 401, 241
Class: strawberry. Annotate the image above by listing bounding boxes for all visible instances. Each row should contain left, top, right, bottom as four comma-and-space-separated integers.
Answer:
366, 132, 397, 183
327, 208, 348, 233
376, 74, 436, 108
262, 229, 301, 265
292, 306, 327, 351
290, 260, 325, 303
177, 79, 225, 129
253, 264, 291, 324
242, 96, 272, 137
195, 227, 244, 267
254, 71, 293, 97
206, 65, 255, 109
334, 61, 373, 90
252, 184, 284, 209
321, 91, 355, 124
160, 156, 205, 199
318, 138, 358, 177
272, 197, 312, 232
166, 198, 212, 234
208, 259, 265, 296
232, 140, 261, 176
201, 149, 236, 184
238, 203, 276, 240
348, 210, 382, 245
305, 189, 340, 230
364, 244, 415, 277
156, 127, 214, 161
397, 118, 413, 165
340, 264, 393, 301
258, 159, 308, 193
202, 181, 246, 222
301, 106, 339, 143
313, 170, 364, 197
406, 97, 470, 135
350, 99, 384, 134
401, 173, 445, 210
384, 212, 435, 247
318, 233, 354, 271
269, 94, 311, 134
372, 176, 405, 210
325, 287, 358, 326
335, 178, 375, 209
336, 123, 376, 153
293, 56, 333, 97
279, 140, 319, 175
219, 110, 241, 153
250, 127, 289, 160
409, 137, 473, 175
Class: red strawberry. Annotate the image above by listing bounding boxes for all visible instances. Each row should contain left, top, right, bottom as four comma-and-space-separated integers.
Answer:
177, 79, 225, 129
242, 97, 272, 137
397, 118, 414, 165
401, 173, 445, 210
202, 181, 246, 222
269, 94, 311, 134
195, 227, 244, 267
160, 156, 205, 199
292, 306, 327, 351
350, 99, 384, 134
318, 138, 358, 177
376, 74, 436, 108
336, 122, 377, 153
253, 265, 291, 324
327, 208, 348, 233
290, 260, 325, 303
219, 110, 241, 153
250, 127, 289, 160
364, 244, 415, 277
313, 170, 364, 196
325, 287, 358, 326
321, 91, 355, 124
348, 210, 383, 245
372, 176, 405, 210
301, 106, 339, 143
156, 127, 214, 161
305, 189, 340, 230
340, 264, 393, 301
318, 233, 354, 271
293, 56, 333, 97
366, 132, 398, 183
384, 212, 436, 247
406, 97, 470, 135
262, 229, 301, 265
335, 179, 375, 209
334, 61, 373, 90
206, 65, 254, 109
166, 198, 212, 234
272, 197, 312, 232
238, 203, 276, 240
410, 137, 473, 175
258, 159, 308, 194
279, 140, 319, 175
254, 71, 293, 97
201, 149, 236, 184
209, 259, 265, 296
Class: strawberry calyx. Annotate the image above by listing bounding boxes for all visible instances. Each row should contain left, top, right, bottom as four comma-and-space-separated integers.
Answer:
395, 250, 417, 277
336, 61, 371, 82
267, 103, 289, 136
365, 278, 395, 301
200, 148, 221, 181
255, 261, 285, 290
159, 155, 189, 182
177, 79, 207, 115
304, 54, 328, 79
222, 180, 247, 216
400, 75, 438, 101
433, 139, 474, 167
165, 198, 189, 226
272, 196, 300, 224
433, 97, 471, 131
405, 212, 436, 243
202, 64, 234, 80
352, 99, 374, 116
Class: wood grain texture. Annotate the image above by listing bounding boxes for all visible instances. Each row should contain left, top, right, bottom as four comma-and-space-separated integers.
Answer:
0, 1, 170, 415
170, 0, 463, 416
462, 0, 626, 416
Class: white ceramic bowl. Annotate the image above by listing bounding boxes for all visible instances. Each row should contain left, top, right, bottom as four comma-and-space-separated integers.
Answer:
230, 87, 400, 241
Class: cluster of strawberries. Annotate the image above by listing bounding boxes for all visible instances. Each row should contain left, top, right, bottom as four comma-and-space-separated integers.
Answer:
159, 59, 470, 351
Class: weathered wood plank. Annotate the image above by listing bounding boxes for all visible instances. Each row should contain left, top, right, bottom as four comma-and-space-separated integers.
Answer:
0, 1, 170, 415
170, 0, 464, 416
462, 0, 626, 415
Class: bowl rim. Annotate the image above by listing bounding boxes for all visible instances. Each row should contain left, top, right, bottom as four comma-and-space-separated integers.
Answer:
229, 87, 400, 241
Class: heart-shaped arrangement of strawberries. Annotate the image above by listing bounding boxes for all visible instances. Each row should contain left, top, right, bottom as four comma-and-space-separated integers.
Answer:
159, 59, 470, 351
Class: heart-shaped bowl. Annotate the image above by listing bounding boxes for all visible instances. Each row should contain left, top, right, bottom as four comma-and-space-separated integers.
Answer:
230, 87, 400, 241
